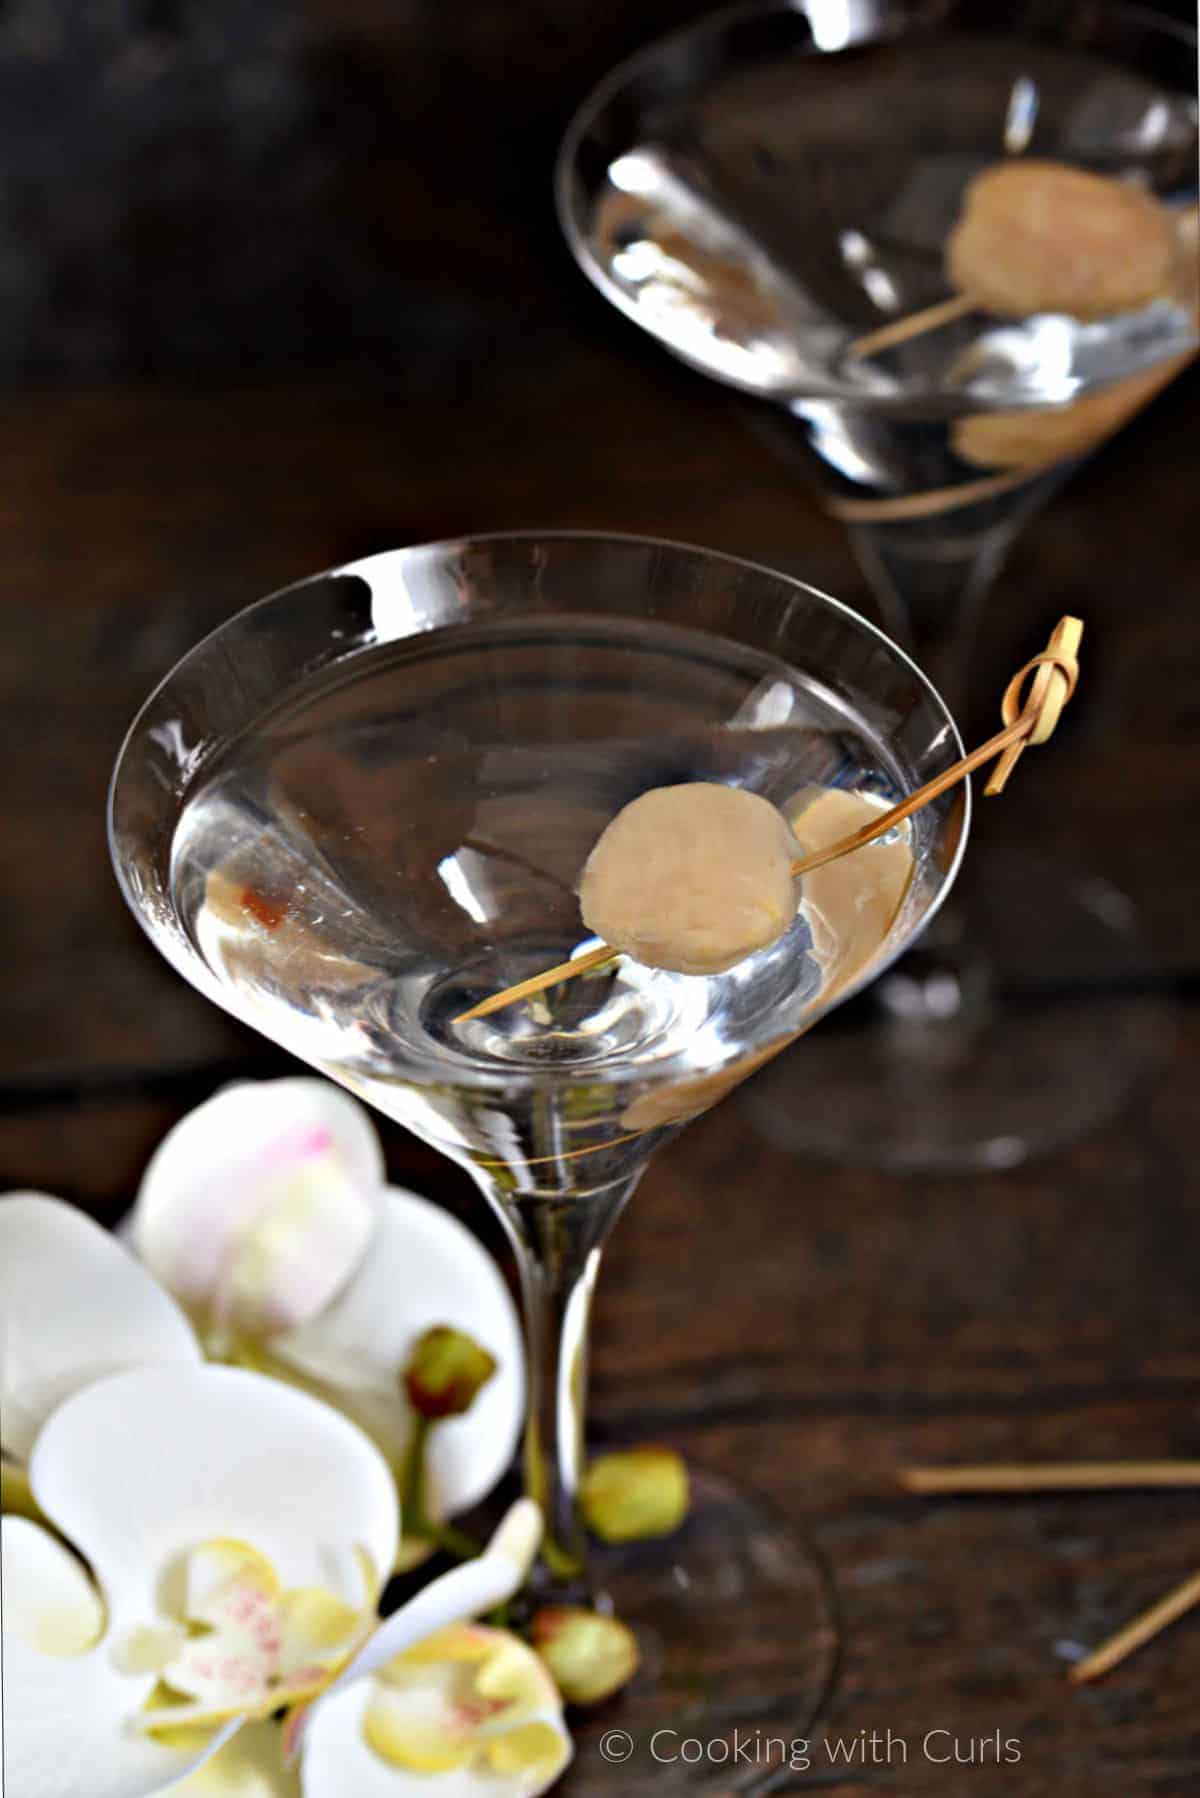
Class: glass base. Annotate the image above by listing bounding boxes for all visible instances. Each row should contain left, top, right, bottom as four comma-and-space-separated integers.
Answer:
559, 1466, 838, 1793
743, 849, 1173, 1174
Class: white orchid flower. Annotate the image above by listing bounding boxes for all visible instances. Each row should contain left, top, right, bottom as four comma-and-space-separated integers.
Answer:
3, 1362, 396, 1798
0, 1192, 200, 1512
129, 1079, 384, 1350
3, 1357, 547, 1798
141, 1521, 565, 1798
301, 1622, 572, 1798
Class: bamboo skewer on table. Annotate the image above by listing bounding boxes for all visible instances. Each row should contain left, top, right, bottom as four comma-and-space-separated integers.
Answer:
903, 1462, 1200, 1495
453, 616, 1082, 1026
902, 1461, 1200, 1682
1068, 1571, 1200, 1685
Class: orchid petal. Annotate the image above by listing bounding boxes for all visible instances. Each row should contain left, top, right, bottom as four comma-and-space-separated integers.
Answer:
2, 1516, 105, 1657
301, 1627, 571, 1798
165, 1551, 285, 1712
303, 1683, 570, 1797
111, 1623, 189, 1676
131, 1080, 383, 1336
484, 1726, 568, 1781
284, 1501, 541, 1761
29, 1366, 398, 1632
0, 1193, 199, 1461
164, 1720, 302, 1797
2, 1518, 207, 1798
275, 1588, 364, 1679
186, 1541, 281, 1619
272, 1191, 523, 1520
322, 1501, 541, 1699
364, 1683, 475, 1773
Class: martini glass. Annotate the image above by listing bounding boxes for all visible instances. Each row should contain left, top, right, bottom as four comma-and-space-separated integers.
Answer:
556, 0, 1197, 1170
109, 533, 966, 1790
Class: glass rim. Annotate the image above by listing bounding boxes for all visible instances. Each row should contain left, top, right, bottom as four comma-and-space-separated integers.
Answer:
108, 528, 971, 1094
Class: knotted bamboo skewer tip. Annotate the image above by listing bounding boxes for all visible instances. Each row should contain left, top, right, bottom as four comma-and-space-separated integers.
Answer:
985, 615, 1082, 795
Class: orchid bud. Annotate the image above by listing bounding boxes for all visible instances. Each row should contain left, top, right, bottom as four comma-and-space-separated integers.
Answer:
580, 1447, 689, 1543
403, 1326, 497, 1420
531, 1606, 640, 1706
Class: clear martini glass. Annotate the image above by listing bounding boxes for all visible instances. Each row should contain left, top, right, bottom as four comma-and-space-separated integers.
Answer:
109, 533, 967, 1789
556, 0, 1197, 1170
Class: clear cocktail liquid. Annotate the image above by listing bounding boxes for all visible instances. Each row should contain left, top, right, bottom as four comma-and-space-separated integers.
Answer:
170, 615, 914, 1188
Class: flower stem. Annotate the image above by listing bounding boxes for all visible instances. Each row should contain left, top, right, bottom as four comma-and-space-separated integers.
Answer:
397, 1414, 484, 1562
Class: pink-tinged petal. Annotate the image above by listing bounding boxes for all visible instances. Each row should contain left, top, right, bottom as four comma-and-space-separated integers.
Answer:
186, 1541, 281, 1621
164, 1552, 284, 1711
0, 1193, 199, 1461
139, 1559, 374, 1742
131, 1080, 383, 1334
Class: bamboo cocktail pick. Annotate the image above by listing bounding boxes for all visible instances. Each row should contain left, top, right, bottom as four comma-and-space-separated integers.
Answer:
453, 616, 1083, 1026
846, 292, 976, 361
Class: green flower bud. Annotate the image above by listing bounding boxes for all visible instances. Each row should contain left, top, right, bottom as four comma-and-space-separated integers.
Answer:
531, 1605, 640, 1706
402, 1325, 497, 1419
580, 1446, 689, 1543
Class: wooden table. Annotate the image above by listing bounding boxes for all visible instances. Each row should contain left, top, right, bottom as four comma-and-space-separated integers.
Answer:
3, 6, 1199, 1786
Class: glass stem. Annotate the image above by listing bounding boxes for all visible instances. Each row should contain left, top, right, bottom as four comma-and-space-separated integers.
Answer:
482, 1173, 641, 1592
